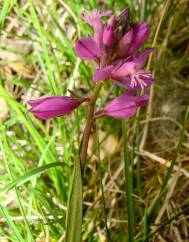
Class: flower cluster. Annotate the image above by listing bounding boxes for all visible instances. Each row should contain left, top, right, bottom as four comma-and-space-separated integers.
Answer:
28, 8, 154, 120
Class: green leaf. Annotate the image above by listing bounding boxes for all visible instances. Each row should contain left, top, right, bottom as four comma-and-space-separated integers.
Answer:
0, 162, 64, 195
65, 159, 83, 242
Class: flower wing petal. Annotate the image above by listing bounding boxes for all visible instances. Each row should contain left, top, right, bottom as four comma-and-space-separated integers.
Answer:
132, 48, 154, 69
75, 37, 100, 60
95, 92, 149, 119
112, 62, 135, 77
102, 93, 137, 118
93, 65, 114, 82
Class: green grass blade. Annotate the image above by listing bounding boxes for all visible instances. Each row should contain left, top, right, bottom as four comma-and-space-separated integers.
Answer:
0, 204, 25, 242
28, 0, 58, 95
0, 130, 35, 242
142, 208, 148, 242
122, 120, 134, 242
141, 206, 189, 241
140, 0, 148, 21
161, 105, 189, 190
65, 159, 83, 242
0, 162, 64, 196
0, 0, 14, 29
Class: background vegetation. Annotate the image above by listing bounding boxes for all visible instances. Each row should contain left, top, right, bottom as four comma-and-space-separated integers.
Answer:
0, 0, 189, 241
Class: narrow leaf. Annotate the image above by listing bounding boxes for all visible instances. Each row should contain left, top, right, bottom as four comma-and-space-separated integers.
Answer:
0, 162, 64, 195
65, 159, 83, 242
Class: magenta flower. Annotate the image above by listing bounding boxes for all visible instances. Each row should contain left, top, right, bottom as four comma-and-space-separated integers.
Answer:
75, 7, 154, 92
93, 48, 154, 90
29, 7, 154, 122
74, 7, 154, 121
75, 8, 150, 64
28, 96, 90, 120
95, 92, 149, 119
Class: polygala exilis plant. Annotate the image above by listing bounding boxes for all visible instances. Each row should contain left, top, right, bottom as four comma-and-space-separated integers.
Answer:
28, 7, 154, 242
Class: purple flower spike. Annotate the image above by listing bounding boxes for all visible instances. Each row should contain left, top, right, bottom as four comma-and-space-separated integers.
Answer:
28, 96, 90, 120
75, 37, 100, 60
127, 22, 149, 56
95, 92, 148, 119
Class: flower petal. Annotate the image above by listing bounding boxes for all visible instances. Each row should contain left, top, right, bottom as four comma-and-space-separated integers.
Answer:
96, 93, 136, 119
93, 65, 114, 82
127, 22, 149, 56
103, 16, 115, 48
132, 48, 154, 69
133, 94, 149, 107
75, 37, 100, 60
113, 72, 154, 90
81, 10, 112, 26
96, 92, 148, 119
118, 28, 133, 52
28, 96, 89, 120
112, 62, 135, 77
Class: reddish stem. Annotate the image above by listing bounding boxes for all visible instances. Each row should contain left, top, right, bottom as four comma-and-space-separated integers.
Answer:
79, 82, 103, 171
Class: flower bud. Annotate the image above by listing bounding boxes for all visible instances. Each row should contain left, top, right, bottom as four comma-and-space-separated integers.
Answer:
28, 96, 89, 120
103, 16, 115, 48
118, 28, 133, 51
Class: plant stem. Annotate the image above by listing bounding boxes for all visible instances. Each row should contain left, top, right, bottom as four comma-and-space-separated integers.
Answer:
80, 82, 103, 171
122, 120, 134, 242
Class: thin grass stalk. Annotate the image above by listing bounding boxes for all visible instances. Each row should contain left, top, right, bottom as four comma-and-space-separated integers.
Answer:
89, 213, 98, 242
160, 106, 189, 190
140, 0, 172, 151
139, 206, 189, 242
0, 127, 34, 241
96, 123, 111, 242
148, 105, 189, 220
131, 0, 148, 221
142, 208, 148, 242
140, 0, 148, 21
122, 120, 134, 242
133, 112, 143, 218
